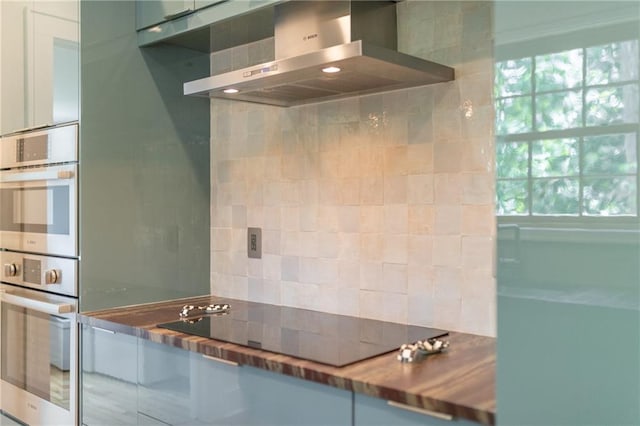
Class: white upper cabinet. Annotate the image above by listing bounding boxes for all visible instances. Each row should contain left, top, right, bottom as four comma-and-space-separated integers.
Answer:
1, 1, 79, 135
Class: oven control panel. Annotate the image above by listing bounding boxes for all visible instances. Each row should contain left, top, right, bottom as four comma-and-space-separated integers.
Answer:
0, 251, 77, 297
0, 123, 78, 169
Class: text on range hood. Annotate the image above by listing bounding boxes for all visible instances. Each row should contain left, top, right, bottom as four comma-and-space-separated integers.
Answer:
184, 1, 454, 107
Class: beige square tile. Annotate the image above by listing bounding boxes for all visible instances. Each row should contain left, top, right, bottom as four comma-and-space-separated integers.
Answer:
261, 279, 282, 305
360, 206, 384, 233
263, 183, 282, 206
408, 174, 434, 205
434, 266, 462, 301
434, 141, 463, 173
299, 206, 318, 232
212, 205, 232, 228
432, 299, 462, 332
408, 205, 435, 235
384, 145, 409, 175
360, 177, 385, 205
462, 173, 495, 205
230, 229, 246, 253
408, 264, 435, 295
281, 256, 299, 282
461, 137, 494, 173
248, 258, 263, 279
319, 151, 341, 179
432, 236, 461, 266
231, 276, 249, 300
317, 206, 339, 232
319, 179, 342, 205
317, 232, 339, 259
262, 229, 281, 255
434, 173, 463, 204
461, 205, 495, 236
383, 234, 408, 264
383, 263, 408, 294
407, 144, 434, 174
384, 176, 408, 204
408, 292, 435, 327
264, 206, 281, 230
300, 232, 321, 258
359, 146, 384, 177
212, 228, 231, 251
231, 252, 247, 276
360, 262, 383, 291
361, 233, 383, 262
338, 147, 362, 178
340, 178, 361, 205
434, 205, 462, 235
408, 235, 433, 266
359, 290, 408, 323
338, 260, 360, 288
384, 205, 409, 234
281, 182, 300, 206
339, 233, 361, 261
281, 231, 300, 256
211, 251, 231, 275
337, 206, 361, 233
280, 206, 300, 231
461, 236, 494, 268
262, 254, 282, 281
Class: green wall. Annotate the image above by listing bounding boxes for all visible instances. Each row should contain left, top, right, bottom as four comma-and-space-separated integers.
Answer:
79, 0, 210, 311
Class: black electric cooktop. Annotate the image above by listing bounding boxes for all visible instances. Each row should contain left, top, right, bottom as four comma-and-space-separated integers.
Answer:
157, 301, 447, 367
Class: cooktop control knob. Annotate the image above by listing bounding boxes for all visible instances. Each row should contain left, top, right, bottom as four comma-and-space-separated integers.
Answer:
3, 263, 18, 277
45, 269, 61, 285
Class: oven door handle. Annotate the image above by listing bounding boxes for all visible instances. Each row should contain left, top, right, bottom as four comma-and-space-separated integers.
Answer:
0, 169, 75, 183
0, 292, 74, 315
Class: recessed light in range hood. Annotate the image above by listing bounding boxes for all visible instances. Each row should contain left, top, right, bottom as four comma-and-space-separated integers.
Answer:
184, 1, 454, 107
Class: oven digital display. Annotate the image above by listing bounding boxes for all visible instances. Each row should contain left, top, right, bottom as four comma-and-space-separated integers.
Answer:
16, 135, 48, 163
23, 259, 41, 285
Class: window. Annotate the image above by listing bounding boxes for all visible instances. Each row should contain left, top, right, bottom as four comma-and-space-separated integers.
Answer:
495, 36, 639, 217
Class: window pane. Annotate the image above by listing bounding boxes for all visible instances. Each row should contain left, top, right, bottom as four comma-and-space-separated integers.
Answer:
536, 90, 582, 131
496, 96, 533, 135
497, 179, 528, 215
583, 177, 637, 215
585, 84, 639, 126
532, 178, 579, 214
583, 133, 638, 175
497, 142, 529, 178
587, 40, 639, 85
535, 49, 583, 91
531, 139, 579, 177
495, 58, 532, 97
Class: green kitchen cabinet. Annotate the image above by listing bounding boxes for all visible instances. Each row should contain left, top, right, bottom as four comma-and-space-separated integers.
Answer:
354, 394, 479, 426
136, 0, 280, 49
81, 325, 139, 426
135, 0, 226, 30
0, 0, 79, 134
137, 338, 352, 425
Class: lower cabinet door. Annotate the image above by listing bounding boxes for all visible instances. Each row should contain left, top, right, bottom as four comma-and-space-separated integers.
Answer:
136, 339, 352, 425
81, 325, 139, 425
354, 394, 481, 426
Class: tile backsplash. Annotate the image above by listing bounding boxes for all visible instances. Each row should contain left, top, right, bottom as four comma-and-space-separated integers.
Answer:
210, 1, 496, 336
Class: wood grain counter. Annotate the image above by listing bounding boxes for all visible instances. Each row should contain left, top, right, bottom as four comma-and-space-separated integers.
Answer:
79, 295, 495, 425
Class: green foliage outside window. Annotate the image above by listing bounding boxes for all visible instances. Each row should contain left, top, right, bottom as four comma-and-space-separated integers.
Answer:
495, 39, 639, 217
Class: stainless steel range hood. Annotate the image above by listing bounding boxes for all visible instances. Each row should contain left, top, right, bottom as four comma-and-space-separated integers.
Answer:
184, 1, 454, 107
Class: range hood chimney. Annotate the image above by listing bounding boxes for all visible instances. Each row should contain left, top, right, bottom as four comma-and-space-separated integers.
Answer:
184, 1, 454, 107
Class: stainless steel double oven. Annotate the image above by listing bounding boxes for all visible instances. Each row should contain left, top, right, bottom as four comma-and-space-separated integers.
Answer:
0, 123, 79, 425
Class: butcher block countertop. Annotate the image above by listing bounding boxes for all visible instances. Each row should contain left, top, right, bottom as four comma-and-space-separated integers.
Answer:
79, 295, 496, 425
